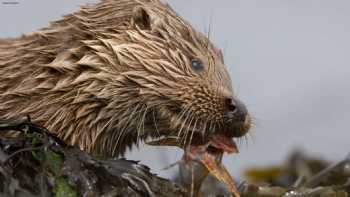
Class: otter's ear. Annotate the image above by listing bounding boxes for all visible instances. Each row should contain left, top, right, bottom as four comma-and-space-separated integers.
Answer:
132, 7, 153, 30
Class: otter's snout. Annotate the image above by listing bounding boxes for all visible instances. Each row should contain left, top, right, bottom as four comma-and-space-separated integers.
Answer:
224, 97, 250, 137
224, 97, 247, 121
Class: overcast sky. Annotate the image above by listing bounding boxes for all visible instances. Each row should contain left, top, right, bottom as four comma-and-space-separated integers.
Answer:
1, 0, 349, 179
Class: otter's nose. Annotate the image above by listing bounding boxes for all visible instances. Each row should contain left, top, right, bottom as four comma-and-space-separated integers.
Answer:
224, 97, 248, 122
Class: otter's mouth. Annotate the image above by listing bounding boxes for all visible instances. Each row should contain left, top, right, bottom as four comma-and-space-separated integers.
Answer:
183, 132, 238, 163
206, 133, 238, 154
146, 132, 238, 158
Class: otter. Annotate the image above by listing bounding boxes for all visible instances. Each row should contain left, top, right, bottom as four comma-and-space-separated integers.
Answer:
0, 0, 251, 158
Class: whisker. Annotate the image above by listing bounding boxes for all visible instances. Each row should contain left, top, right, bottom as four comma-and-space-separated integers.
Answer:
188, 117, 199, 147
201, 117, 208, 137
152, 109, 161, 138
177, 105, 192, 138
176, 104, 190, 124
135, 104, 147, 144
182, 113, 194, 147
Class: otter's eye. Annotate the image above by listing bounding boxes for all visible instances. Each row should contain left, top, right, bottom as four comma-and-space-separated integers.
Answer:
191, 58, 204, 72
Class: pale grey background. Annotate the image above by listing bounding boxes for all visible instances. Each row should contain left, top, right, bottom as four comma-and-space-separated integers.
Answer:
1, 0, 349, 179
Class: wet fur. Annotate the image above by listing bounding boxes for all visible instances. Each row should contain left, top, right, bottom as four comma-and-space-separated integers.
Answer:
0, 0, 234, 156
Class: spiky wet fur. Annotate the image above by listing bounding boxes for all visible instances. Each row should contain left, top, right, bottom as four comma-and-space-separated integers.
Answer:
0, 0, 235, 156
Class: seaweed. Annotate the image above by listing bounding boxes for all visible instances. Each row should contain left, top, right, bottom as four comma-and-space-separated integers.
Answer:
0, 118, 187, 197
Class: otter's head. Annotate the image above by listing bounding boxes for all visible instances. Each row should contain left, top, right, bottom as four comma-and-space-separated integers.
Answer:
26, 0, 251, 156
87, 0, 252, 155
